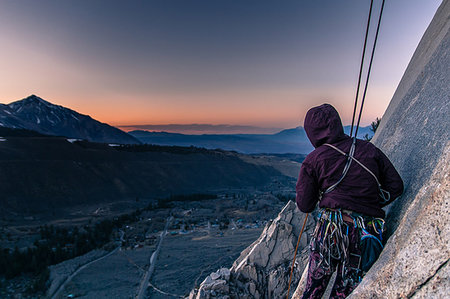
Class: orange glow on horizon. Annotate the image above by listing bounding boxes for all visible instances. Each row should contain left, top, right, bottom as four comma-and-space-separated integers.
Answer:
0, 0, 439, 132
0, 85, 390, 129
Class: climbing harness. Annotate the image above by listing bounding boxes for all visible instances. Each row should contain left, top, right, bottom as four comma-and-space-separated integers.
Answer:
286, 210, 385, 298
310, 209, 385, 284
311, 210, 355, 283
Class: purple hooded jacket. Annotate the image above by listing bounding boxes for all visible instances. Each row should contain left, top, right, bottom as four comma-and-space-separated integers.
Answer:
296, 104, 403, 218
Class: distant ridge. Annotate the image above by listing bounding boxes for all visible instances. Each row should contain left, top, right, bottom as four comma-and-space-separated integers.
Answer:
129, 125, 373, 154
0, 95, 140, 144
119, 123, 283, 135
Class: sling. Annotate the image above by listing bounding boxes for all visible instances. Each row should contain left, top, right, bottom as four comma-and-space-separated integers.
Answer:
322, 141, 391, 204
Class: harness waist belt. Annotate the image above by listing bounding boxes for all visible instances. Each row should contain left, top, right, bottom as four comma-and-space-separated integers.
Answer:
341, 214, 354, 223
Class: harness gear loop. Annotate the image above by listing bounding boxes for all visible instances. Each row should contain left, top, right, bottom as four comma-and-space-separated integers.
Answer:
311, 209, 366, 286
286, 213, 309, 299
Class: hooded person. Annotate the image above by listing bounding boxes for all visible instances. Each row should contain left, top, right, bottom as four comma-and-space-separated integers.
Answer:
296, 104, 403, 299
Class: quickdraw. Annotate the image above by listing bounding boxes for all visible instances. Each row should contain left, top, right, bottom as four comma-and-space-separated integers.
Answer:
312, 209, 353, 278
310, 209, 386, 285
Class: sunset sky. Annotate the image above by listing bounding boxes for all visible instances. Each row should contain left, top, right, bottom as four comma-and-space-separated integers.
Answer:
0, 0, 441, 132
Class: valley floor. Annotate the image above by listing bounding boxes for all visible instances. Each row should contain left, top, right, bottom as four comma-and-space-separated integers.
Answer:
56, 227, 262, 299
148, 228, 262, 298
2, 191, 290, 298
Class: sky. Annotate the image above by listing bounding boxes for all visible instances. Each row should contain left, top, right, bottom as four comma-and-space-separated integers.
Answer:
0, 0, 442, 133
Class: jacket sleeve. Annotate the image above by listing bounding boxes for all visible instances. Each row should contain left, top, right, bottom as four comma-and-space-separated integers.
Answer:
377, 148, 404, 207
296, 160, 320, 213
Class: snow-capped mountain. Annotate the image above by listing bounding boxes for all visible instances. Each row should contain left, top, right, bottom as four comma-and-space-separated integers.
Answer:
1, 95, 140, 144
0, 104, 28, 128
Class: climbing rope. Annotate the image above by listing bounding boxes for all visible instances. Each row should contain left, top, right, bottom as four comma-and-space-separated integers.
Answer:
286, 213, 309, 299
323, 0, 387, 199
351, 0, 386, 138
354, 0, 386, 137
350, 0, 374, 138
322, 0, 390, 205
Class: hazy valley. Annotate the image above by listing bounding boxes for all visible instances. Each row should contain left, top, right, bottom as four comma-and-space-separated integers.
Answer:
0, 96, 301, 298
0, 95, 376, 298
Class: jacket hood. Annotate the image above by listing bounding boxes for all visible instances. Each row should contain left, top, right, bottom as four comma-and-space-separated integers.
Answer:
304, 104, 346, 148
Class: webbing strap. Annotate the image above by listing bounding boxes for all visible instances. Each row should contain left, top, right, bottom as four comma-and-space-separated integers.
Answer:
322, 142, 391, 204
322, 138, 356, 195
323, 143, 381, 188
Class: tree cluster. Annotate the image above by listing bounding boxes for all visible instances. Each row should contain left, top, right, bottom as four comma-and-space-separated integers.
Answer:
275, 193, 296, 203
363, 117, 381, 141
155, 193, 218, 208
0, 211, 142, 281
0, 192, 217, 292
115, 143, 220, 155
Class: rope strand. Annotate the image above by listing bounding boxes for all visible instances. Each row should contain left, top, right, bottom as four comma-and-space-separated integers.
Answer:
354, 0, 386, 137
286, 213, 309, 299
350, 0, 374, 137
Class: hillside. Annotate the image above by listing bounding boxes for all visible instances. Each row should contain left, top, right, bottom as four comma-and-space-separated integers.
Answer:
0, 95, 140, 144
0, 127, 292, 216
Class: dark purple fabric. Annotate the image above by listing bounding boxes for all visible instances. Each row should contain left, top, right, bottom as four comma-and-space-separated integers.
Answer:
296, 104, 404, 218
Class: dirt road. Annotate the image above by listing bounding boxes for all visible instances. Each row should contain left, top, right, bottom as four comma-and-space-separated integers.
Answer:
136, 216, 172, 299
50, 246, 120, 299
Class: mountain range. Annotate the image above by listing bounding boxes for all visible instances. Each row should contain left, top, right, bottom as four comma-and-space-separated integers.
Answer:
0, 95, 373, 154
129, 125, 373, 154
0, 95, 140, 144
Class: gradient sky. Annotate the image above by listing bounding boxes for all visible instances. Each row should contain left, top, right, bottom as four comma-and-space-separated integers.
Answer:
0, 0, 441, 131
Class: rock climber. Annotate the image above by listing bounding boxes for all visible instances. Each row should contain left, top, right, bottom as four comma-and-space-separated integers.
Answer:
296, 104, 403, 298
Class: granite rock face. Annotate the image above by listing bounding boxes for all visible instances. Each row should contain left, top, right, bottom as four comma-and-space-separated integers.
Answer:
349, 146, 449, 298
348, 1, 450, 297
188, 201, 316, 299
372, 0, 450, 234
